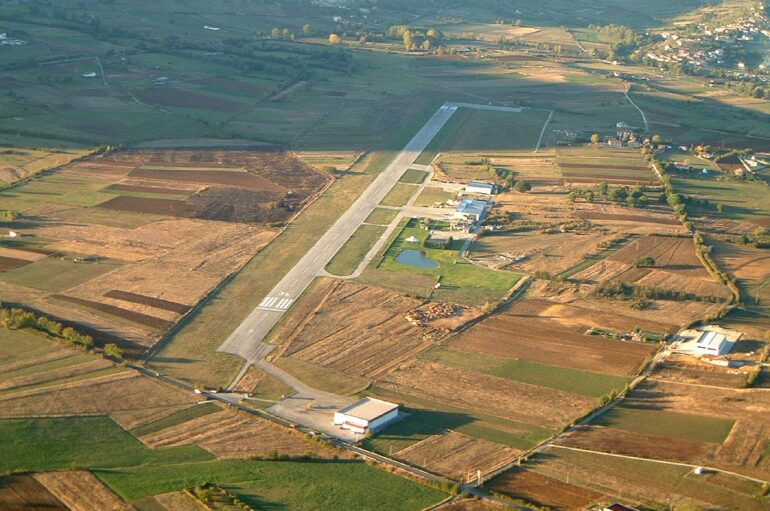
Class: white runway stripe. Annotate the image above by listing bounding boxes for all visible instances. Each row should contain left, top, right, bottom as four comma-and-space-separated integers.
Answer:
257, 296, 294, 311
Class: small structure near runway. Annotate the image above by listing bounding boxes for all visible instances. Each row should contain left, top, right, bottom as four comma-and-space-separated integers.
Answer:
333, 397, 399, 435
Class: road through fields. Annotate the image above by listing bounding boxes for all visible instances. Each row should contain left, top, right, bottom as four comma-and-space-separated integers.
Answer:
217, 103, 460, 366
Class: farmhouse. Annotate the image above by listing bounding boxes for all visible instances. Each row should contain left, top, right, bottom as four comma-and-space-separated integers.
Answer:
454, 199, 489, 223
465, 180, 496, 195
333, 398, 399, 435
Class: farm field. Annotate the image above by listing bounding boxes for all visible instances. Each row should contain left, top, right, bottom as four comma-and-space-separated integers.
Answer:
416, 106, 551, 166
0, 149, 328, 351
513, 447, 770, 511
0, 474, 68, 511
711, 239, 770, 312
489, 469, 604, 510
672, 175, 770, 230
96, 459, 446, 508
34, 471, 134, 511
555, 146, 659, 186
272, 279, 479, 380
451, 297, 660, 376
470, 230, 616, 275
394, 431, 520, 482
422, 346, 632, 398
572, 234, 731, 300
0, 147, 92, 188
559, 377, 770, 478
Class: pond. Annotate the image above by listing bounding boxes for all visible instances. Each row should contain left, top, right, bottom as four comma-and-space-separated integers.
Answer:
395, 249, 439, 269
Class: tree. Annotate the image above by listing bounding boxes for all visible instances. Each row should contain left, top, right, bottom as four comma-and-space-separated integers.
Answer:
634, 256, 656, 268
716, 203, 725, 213
598, 182, 609, 195
271, 27, 281, 39
328, 33, 341, 45
421, 39, 432, 51
403, 31, 414, 51
104, 343, 123, 359
608, 187, 628, 202
591, 133, 601, 144
515, 181, 532, 193
302, 24, 312, 36
651, 134, 662, 144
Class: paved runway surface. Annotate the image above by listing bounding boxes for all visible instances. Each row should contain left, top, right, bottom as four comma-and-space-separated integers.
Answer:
217, 103, 460, 362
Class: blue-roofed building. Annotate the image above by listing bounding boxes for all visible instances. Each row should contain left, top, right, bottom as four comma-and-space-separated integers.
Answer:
454, 199, 489, 222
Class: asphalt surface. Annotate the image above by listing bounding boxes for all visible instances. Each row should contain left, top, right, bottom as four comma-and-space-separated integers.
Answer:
217, 102, 460, 363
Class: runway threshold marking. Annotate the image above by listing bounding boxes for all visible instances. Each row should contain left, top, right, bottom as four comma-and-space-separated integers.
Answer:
258, 296, 294, 311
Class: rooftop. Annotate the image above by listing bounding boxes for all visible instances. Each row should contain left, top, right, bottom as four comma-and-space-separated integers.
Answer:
696, 330, 728, 349
337, 397, 398, 422
467, 180, 495, 190
455, 199, 488, 217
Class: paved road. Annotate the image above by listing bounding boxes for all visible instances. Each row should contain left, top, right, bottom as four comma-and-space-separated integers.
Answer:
217, 103, 460, 363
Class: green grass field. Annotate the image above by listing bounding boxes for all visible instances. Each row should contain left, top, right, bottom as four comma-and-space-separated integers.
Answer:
380, 183, 420, 208
273, 358, 369, 396
95, 459, 446, 507
423, 347, 630, 398
366, 386, 555, 450
0, 257, 122, 293
373, 218, 521, 305
413, 187, 456, 207
365, 207, 400, 225
130, 402, 222, 437
0, 417, 213, 473
595, 406, 735, 443
672, 176, 770, 222
325, 224, 386, 276
399, 169, 428, 184
0, 328, 63, 371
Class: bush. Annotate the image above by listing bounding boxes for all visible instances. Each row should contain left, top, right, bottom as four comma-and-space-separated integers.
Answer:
633, 255, 656, 268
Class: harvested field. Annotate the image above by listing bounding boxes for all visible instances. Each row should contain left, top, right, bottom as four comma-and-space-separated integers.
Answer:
0, 371, 200, 430
0, 474, 67, 511
99, 195, 190, 217
573, 235, 729, 299
0, 148, 328, 347
470, 231, 613, 274
106, 183, 193, 195
576, 211, 680, 226
234, 366, 294, 400
489, 469, 603, 510
140, 408, 341, 460
134, 87, 244, 113
133, 492, 205, 511
0, 255, 32, 272
104, 290, 191, 314
53, 295, 173, 330
711, 240, 770, 311
277, 280, 458, 379
529, 447, 770, 511
452, 298, 659, 376
556, 146, 658, 185
610, 379, 770, 475
560, 426, 716, 464
651, 358, 749, 388
434, 498, 507, 511
34, 471, 133, 511
395, 431, 520, 481
378, 360, 596, 429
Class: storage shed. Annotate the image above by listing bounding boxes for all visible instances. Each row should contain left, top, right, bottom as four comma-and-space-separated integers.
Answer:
695, 330, 731, 356
465, 180, 496, 195
333, 398, 399, 435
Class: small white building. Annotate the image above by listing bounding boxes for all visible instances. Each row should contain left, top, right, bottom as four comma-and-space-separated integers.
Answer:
465, 180, 496, 195
695, 330, 731, 356
333, 398, 399, 435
